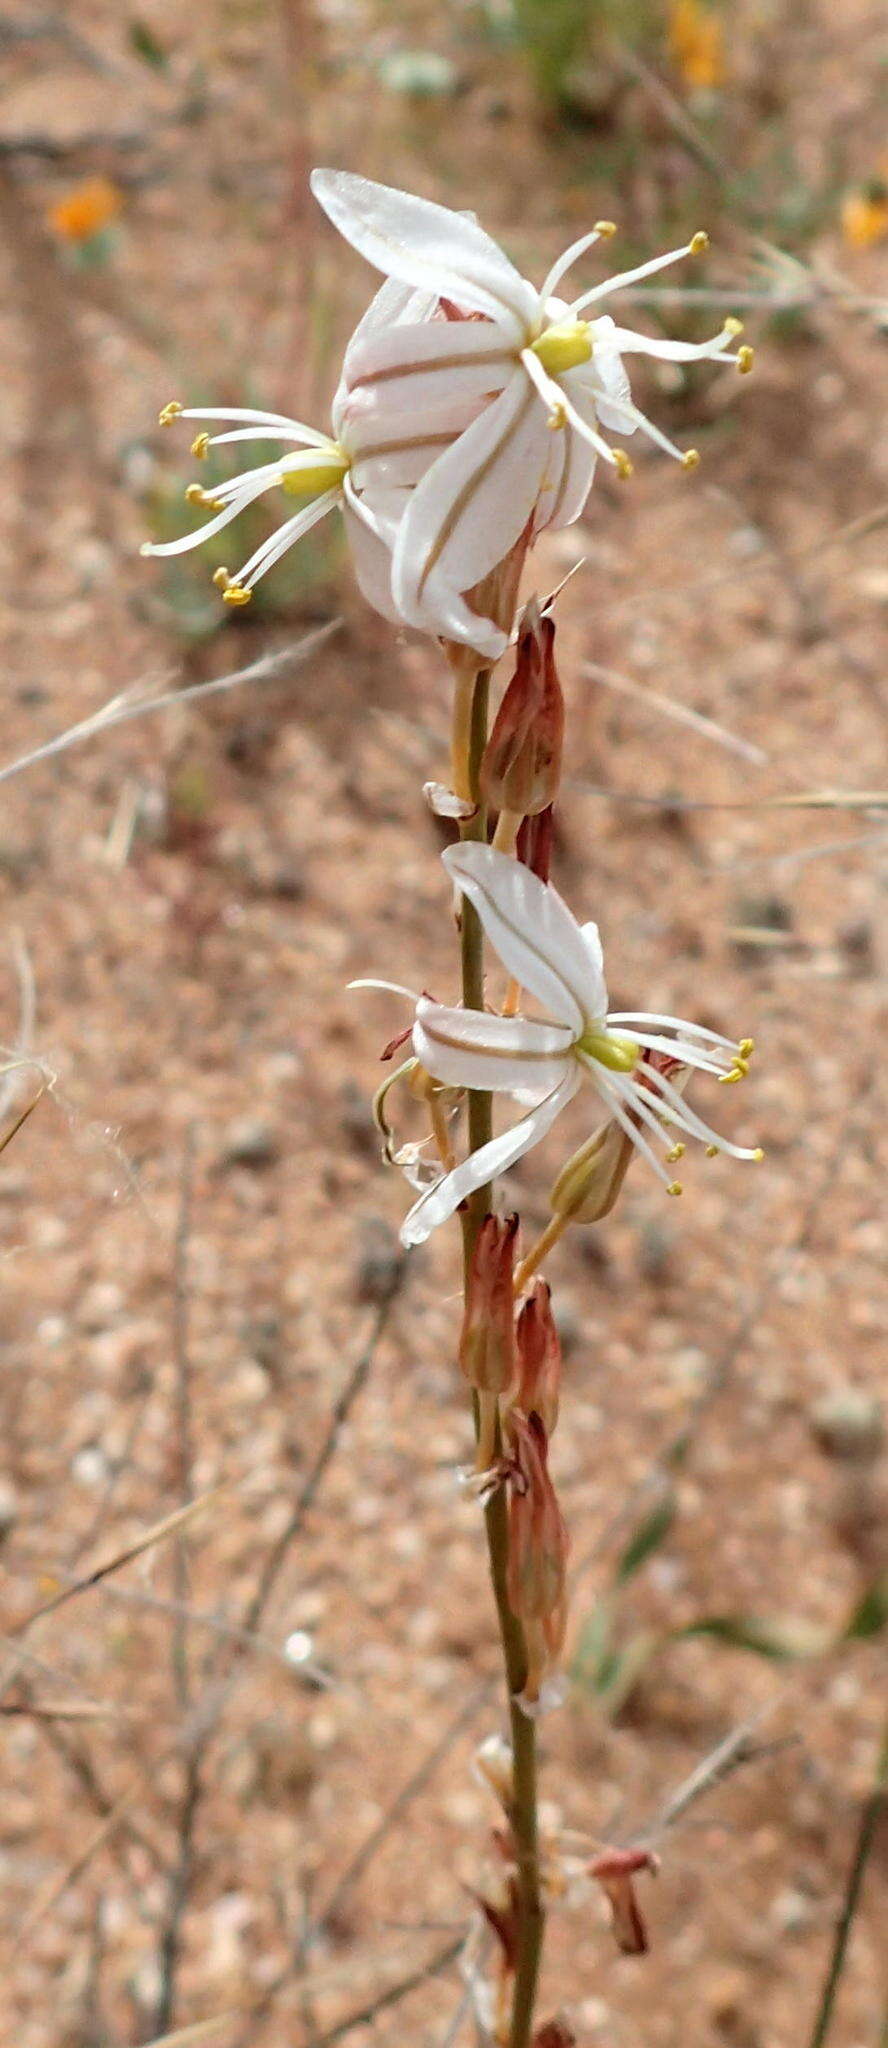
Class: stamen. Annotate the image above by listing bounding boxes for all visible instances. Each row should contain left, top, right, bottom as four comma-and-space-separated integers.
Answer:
666, 1143, 685, 1163
614, 449, 634, 480
737, 346, 755, 374
538, 226, 614, 308
222, 582, 251, 607
569, 234, 709, 317
190, 433, 210, 458
681, 448, 701, 471
159, 401, 183, 425
589, 1068, 678, 1190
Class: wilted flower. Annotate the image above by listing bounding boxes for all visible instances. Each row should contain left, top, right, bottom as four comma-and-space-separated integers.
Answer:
481, 600, 564, 820
460, 1213, 519, 1395
313, 168, 752, 656
507, 1411, 570, 1709
402, 844, 760, 1245
515, 1281, 562, 1438
588, 1845, 659, 1955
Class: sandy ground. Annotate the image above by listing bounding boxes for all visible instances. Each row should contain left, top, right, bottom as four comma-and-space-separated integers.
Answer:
0, 4, 886, 2045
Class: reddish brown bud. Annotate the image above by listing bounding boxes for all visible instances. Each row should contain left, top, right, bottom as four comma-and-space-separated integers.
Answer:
534, 2021, 576, 2048
589, 1845, 659, 1955
459, 1214, 519, 1396
506, 1413, 569, 1637
480, 600, 564, 816
516, 803, 554, 883
515, 1281, 562, 1438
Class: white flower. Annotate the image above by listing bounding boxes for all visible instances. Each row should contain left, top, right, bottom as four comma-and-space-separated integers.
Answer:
312, 169, 752, 657
401, 844, 760, 1245
140, 276, 486, 618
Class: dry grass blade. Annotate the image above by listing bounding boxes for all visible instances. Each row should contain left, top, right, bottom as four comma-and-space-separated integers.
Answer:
136, 2016, 238, 2048
583, 661, 767, 764
0, 1699, 121, 1721
0, 623, 340, 789
19, 1786, 138, 1938
12, 1487, 228, 1635
0, 1084, 46, 1155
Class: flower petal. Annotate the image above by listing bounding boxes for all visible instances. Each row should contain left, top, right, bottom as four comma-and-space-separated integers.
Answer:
442, 843, 606, 1035
342, 482, 402, 622
579, 920, 608, 1008
414, 997, 574, 1094
391, 371, 550, 632
400, 1070, 579, 1246
333, 277, 441, 422
532, 392, 596, 533
342, 315, 515, 420
311, 169, 535, 332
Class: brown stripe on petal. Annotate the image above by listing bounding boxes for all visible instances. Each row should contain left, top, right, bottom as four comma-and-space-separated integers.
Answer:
418, 383, 538, 599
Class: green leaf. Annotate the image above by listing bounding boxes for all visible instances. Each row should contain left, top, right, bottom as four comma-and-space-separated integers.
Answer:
129, 18, 168, 68
843, 1575, 888, 1642
615, 1491, 676, 1585
681, 1613, 829, 1661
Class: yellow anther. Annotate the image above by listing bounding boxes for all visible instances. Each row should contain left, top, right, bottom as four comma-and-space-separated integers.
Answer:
752, 1147, 765, 1162
717, 1058, 747, 1084
614, 448, 634, 480
594, 219, 617, 238
548, 401, 568, 431
724, 316, 744, 336
690, 231, 709, 255
222, 581, 251, 607
681, 447, 701, 471
705, 1144, 718, 1157
739, 1038, 755, 1058
666, 1143, 686, 1163
185, 483, 224, 509
190, 432, 210, 459
159, 400, 183, 426
667, 1181, 683, 1197
737, 345, 755, 375
212, 566, 231, 590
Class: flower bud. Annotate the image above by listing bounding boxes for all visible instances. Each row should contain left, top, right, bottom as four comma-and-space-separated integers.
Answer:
515, 1281, 562, 1438
459, 1214, 519, 1396
507, 1413, 569, 1641
550, 1048, 690, 1224
534, 2021, 576, 2048
516, 803, 554, 883
480, 600, 564, 816
549, 1119, 635, 1225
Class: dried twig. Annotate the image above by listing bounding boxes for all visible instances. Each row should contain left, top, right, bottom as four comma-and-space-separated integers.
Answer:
154, 1129, 203, 2038
807, 1718, 888, 2048
0, 623, 340, 789
10, 1489, 226, 1635
583, 660, 767, 764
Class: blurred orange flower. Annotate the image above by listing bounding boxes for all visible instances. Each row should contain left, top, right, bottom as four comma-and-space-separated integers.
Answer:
841, 178, 888, 250
49, 177, 122, 244
668, 0, 725, 91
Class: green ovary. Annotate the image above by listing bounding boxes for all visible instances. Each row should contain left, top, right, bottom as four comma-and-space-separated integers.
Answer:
281, 449, 349, 498
577, 1027, 639, 1073
531, 321, 593, 376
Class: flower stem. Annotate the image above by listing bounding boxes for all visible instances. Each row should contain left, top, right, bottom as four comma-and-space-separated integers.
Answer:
514, 1212, 571, 1296
454, 666, 544, 2048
